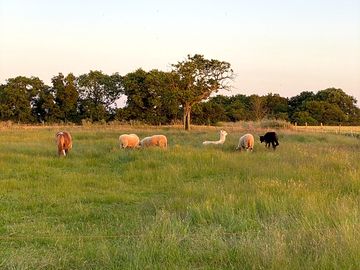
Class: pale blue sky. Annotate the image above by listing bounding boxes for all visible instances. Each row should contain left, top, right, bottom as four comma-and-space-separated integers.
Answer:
1, 0, 359, 103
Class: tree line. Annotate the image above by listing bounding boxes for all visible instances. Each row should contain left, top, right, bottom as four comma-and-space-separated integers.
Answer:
1, 54, 359, 128
192, 89, 360, 126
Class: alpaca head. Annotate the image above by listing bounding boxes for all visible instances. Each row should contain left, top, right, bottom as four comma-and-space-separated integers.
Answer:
220, 130, 228, 139
220, 130, 228, 136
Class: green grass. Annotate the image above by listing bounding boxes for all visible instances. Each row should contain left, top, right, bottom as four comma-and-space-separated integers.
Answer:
0, 126, 359, 269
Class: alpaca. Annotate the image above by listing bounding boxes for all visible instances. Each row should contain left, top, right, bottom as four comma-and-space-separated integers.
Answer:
56, 131, 72, 156
202, 130, 228, 145
119, 134, 140, 149
140, 135, 167, 148
236, 133, 254, 152
260, 131, 279, 150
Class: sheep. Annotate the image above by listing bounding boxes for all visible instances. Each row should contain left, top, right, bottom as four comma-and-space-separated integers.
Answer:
119, 134, 140, 149
56, 131, 72, 156
202, 130, 228, 145
236, 133, 254, 152
140, 135, 167, 148
260, 131, 279, 150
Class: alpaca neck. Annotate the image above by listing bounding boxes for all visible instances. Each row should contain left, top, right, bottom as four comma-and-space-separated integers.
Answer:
219, 134, 227, 143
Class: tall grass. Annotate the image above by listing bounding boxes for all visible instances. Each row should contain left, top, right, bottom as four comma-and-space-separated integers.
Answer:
0, 126, 359, 269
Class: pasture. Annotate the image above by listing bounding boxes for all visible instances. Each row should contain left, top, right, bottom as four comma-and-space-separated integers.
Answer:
0, 125, 359, 269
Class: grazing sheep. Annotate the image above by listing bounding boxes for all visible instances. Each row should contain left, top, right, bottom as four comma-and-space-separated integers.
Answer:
119, 134, 140, 149
236, 133, 254, 152
140, 135, 167, 148
260, 131, 279, 150
56, 131, 72, 156
203, 130, 228, 145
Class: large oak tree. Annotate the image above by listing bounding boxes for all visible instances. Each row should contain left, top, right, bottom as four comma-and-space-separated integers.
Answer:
171, 54, 233, 130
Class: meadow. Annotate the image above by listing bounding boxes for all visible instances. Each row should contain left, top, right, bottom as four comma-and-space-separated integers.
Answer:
0, 125, 359, 269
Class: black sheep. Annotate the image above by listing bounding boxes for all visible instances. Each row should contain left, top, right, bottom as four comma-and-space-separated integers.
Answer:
260, 132, 279, 150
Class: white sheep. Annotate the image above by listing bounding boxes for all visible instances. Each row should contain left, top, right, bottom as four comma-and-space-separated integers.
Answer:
236, 133, 254, 152
202, 130, 228, 145
119, 134, 140, 149
140, 135, 168, 148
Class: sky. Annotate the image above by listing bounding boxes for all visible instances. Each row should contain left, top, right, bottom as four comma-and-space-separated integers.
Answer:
1, 0, 360, 105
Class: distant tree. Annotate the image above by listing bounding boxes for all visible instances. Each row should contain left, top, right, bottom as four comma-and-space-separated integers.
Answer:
145, 69, 180, 124
0, 76, 45, 123
264, 93, 289, 120
120, 69, 180, 124
227, 94, 252, 121
349, 107, 360, 125
52, 73, 79, 123
249, 94, 267, 121
289, 88, 359, 125
120, 68, 148, 122
315, 88, 358, 123
33, 85, 59, 123
291, 111, 317, 125
192, 101, 227, 125
171, 54, 233, 130
288, 91, 315, 122
0, 84, 6, 120
78, 71, 122, 121
203, 94, 251, 122
304, 100, 347, 125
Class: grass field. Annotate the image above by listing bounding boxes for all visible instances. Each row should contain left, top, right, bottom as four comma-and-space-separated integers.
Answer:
0, 125, 359, 269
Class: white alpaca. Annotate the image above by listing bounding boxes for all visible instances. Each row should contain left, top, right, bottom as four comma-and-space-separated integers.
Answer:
203, 130, 228, 145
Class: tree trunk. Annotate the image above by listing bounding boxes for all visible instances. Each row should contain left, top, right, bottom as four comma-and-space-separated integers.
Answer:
183, 104, 191, 131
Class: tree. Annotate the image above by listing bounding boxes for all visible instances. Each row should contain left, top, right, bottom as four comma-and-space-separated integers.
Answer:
33, 85, 59, 123
315, 88, 358, 123
288, 91, 315, 122
52, 73, 79, 123
249, 94, 267, 121
0, 84, 6, 120
226, 94, 252, 121
304, 100, 346, 125
120, 69, 180, 124
0, 76, 45, 123
145, 69, 180, 124
78, 71, 122, 121
264, 93, 289, 120
292, 111, 317, 125
289, 88, 359, 125
191, 101, 227, 125
202, 94, 252, 122
120, 68, 148, 122
171, 54, 233, 130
